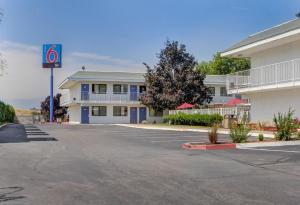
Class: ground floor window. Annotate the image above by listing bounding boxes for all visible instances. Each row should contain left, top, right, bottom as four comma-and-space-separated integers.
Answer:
92, 106, 107, 116
208, 87, 215, 96
149, 108, 163, 117
113, 106, 128, 116
220, 87, 232, 96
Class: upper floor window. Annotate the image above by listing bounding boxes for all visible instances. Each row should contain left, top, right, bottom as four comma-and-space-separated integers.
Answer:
208, 87, 215, 96
92, 106, 107, 116
220, 87, 232, 96
92, 84, 107, 94
139, 86, 146, 94
113, 84, 128, 94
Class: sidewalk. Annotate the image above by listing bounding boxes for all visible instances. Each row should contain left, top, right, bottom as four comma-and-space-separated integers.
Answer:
117, 124, 275, 138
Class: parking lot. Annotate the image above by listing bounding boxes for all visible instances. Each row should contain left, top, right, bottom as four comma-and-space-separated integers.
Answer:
0, 124, 300, 205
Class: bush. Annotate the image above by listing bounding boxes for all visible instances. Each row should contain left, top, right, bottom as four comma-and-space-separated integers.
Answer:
230, 123, 250, 143
0, 101, 15, 123
164, 112, 223, 127
273, 109, 297, 141
258, 133, 264, 141
208, 124, 219, 144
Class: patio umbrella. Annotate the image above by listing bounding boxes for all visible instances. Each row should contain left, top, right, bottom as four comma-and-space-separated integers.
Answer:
225, 98, 247, 106
176, 103, 193, 110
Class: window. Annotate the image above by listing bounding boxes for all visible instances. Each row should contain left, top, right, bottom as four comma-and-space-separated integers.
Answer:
113, 84, 128, 94
220, 87, 231, 96
92, 84, 107, 94
149, 108, 163, 117
208, 87, 215, 96
92, 106, 107, 116
139, 86, 146, 94
113, 106, 128, 116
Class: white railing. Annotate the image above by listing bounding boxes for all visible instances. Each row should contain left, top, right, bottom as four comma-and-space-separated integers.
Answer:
60, 91, 142, 106
227, 58, 300, 93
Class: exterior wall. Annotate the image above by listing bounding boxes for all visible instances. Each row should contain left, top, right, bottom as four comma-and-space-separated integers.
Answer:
247, 88, 300, 123
250, 39, 300, 68
68, 104, 81, 123
67, 104, 163, 124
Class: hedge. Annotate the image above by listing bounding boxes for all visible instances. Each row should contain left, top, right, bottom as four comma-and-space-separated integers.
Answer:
164, 112, 223, 127
0, 101, 15, 123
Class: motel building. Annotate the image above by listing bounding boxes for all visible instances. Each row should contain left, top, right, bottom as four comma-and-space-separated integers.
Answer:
59, 71, 236, 124
222, 16, 300, 123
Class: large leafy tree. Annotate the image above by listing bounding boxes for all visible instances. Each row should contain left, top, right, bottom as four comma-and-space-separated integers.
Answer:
41, 93, 67, 121
196, 53, 250, 75
141, 41, 212, 111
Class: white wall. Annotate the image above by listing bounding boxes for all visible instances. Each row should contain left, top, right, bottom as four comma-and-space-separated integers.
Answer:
67, 104, 163, 124
247, 88, 300, 123
250, 39, 300, 68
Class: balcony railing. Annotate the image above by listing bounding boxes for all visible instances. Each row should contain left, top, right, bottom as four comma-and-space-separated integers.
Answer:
60, 91, 142, 106
226, 58, 300, 93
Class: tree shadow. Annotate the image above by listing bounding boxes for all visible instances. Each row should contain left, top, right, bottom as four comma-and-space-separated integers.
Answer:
0, 186, 25, 203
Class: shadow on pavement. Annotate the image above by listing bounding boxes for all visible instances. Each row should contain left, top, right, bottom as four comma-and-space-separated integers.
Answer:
0, 124, 57, 143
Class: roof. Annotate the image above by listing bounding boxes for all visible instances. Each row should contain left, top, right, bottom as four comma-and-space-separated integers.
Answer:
222, 18, 300, 54
59, 71, 146, 89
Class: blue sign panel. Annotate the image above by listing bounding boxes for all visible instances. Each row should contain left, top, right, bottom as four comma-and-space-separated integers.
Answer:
42, 44, 62, 68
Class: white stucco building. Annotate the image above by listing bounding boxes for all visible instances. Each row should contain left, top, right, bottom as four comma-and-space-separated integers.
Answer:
59, 71, 236, 124
222, 17, 300, 122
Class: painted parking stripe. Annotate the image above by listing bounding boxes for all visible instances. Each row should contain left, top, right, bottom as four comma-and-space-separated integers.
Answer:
239, 147, 300, 153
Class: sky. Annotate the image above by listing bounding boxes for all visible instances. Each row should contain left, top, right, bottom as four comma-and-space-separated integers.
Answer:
0, 0, 299, 108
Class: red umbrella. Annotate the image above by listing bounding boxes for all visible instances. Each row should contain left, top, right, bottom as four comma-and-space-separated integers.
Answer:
225, 98, 247, 106
176, 103, 193, 110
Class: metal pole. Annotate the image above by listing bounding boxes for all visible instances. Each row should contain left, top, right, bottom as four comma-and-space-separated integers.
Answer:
50, 67, 54, 123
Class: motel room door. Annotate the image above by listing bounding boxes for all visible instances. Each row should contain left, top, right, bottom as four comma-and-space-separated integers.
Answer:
130, 107, 138, 124
139, 107, 146, 123
81, 106, 89, 124
81, 84, 89, 100
130, 85, 138, 101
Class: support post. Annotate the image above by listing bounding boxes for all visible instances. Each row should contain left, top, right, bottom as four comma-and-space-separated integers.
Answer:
50, 67, 54, 123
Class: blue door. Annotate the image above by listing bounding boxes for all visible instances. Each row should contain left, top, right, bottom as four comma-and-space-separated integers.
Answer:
139, 107, 147, 123
81, 106, 89, 124
130, 85, 138, 101
81, 84, 89, 100
130, 107, 138, 124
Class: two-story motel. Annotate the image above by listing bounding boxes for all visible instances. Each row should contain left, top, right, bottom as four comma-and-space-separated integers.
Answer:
59, 71, 235, 124
222, 17, 300, 122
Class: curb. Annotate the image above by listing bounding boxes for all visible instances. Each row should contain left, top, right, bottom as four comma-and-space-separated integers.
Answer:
236, 140, 300, 148
182, 142, 236, 150
117, 124, 275, 138
0, 123, 8, 130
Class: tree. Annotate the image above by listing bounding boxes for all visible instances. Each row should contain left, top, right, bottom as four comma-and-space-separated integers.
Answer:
196, 53, 250, 75
41, 93, 67, 121
140, 40, 212, 111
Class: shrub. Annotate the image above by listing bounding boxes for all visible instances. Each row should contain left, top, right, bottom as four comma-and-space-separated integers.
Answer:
230, 123, 250, 143
208, 123, 219, 144
273, 109, 297, 141
0, 101, 15, 123
258, 133, 264, 141
164, 112, 223, 127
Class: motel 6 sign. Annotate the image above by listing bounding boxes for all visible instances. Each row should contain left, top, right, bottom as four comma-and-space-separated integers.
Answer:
42, 44, 62, 68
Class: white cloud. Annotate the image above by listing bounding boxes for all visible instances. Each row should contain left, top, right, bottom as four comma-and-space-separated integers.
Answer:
0, 41, 145, 108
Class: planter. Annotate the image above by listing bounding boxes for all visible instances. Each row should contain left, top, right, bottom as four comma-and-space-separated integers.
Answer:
182, 142, 236, 150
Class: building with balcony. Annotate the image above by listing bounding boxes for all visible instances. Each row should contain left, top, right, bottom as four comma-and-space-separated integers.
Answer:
59, 71, 236, 124
222, 16, 300, 122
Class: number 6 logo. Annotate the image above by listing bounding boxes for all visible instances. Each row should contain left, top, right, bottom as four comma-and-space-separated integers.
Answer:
46, 46, 58, 63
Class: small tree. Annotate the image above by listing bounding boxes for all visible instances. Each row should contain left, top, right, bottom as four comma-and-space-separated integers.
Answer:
41, 93, 67, 121
141, 40, 212, 111
273, 109, 297, 141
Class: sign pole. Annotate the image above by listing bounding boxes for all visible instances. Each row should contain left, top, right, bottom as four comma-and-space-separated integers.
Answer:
50, 67, 54, 123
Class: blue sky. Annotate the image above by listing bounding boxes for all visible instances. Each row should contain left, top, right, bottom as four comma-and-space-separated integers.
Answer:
0, 0, 299, 108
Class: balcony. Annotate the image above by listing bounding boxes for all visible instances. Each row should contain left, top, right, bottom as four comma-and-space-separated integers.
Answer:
60, 92, 142, 106
226, 58, 300, 94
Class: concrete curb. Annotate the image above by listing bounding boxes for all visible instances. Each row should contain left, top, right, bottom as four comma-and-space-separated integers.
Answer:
0, 123, 8, 130
117, 124, 275, 138
236, 140, 300, 148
